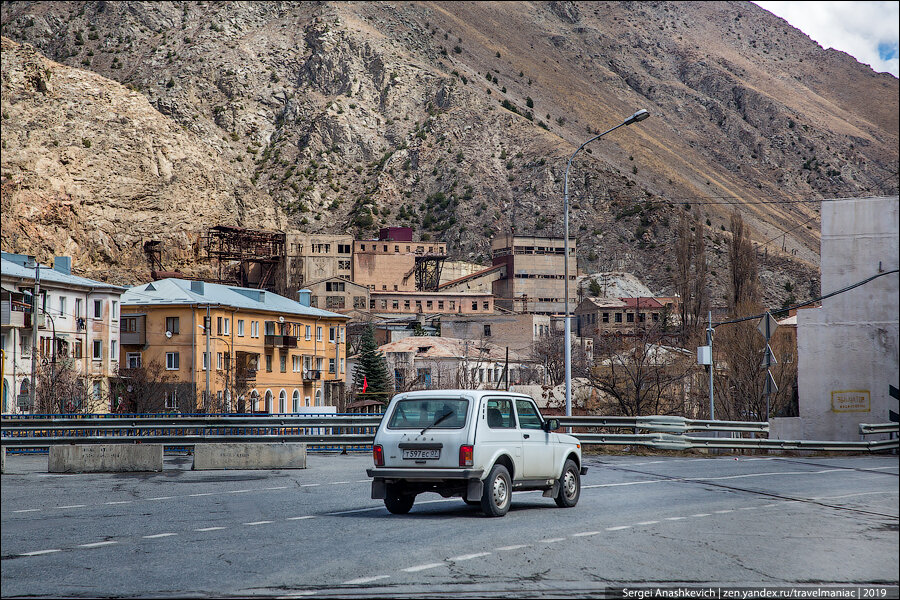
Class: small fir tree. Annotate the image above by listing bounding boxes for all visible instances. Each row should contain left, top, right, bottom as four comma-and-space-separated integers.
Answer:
353, 325, 392, 403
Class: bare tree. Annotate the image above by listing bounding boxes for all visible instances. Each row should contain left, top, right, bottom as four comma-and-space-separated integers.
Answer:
34, 357, 88, 414
113, 359, 175, 413
674, 209, 708, 344
586, 327, 698, 417
728, 211, 760, 310
530, 327, 591, 387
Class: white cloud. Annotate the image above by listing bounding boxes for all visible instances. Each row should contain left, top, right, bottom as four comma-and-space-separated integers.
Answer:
754, 1, 899, 77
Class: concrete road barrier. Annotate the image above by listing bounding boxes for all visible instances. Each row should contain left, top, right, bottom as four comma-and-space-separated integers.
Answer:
49, 444, 163, 473
193, 443, 307, 470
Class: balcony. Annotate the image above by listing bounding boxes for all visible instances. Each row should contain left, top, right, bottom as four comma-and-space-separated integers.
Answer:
236, 351, 260, 381
1, 300, 26, 327
237, 367, 258, 382
120, 315, 146, 346
303, 369, 321, 381
264, 334, 298, 349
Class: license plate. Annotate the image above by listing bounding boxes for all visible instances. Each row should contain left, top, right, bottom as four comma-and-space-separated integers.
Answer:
402, 449, 440, 460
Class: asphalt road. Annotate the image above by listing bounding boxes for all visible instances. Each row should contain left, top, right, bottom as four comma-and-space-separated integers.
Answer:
2, 451, 898, 598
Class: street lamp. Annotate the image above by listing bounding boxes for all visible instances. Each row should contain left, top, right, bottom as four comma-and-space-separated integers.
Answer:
199, 323, 232, 413
563, 109, 650, 420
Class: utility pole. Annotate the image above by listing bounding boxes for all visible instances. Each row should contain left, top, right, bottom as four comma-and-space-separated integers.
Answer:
205, 305, 210, 412
707, 311, 715, 420
29, 258, 41, 412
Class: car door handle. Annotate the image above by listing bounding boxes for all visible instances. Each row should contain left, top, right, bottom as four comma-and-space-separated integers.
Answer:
523, 434, 530, 439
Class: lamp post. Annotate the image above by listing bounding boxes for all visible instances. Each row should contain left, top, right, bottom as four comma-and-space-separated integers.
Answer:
563, 109, 650, 420
199, 324, 232, 413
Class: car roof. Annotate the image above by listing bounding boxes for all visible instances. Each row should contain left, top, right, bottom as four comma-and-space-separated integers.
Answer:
391, 390, 534, 401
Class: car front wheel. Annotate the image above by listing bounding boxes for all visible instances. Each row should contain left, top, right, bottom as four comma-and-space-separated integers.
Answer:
481, 464, 512, 517
555, 459, 581, 508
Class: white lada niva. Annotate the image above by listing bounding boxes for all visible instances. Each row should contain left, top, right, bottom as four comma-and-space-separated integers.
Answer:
367, 390, 586, 517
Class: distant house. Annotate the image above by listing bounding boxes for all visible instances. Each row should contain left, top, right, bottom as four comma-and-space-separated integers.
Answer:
347, 336, 542, 394
575, 296, 673, 347
2, 252, 125, 413
305, 276, 370, 313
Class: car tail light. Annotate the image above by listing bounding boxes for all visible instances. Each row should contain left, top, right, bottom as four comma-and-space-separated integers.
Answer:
373, 444, 384, 467
459, 445, 474, 467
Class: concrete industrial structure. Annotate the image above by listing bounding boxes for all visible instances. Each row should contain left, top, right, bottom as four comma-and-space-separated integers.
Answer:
305, 276, 370, 313
1, 253, 125, 414
353, 229, 448, 293
574, 296, 674, 344
440, 313, 553, 354
369, 290, 494, 315
119, 279, 348, 413
284, 233, 354, 288
772, 196, 899, 441
490, 234, 576, 315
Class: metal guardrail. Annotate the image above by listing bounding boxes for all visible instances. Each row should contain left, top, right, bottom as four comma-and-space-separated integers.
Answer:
1, 414, 895, 453
859, 422, 899, 435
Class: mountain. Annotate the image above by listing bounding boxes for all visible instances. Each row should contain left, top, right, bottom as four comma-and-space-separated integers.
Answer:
1, 1, 897, 306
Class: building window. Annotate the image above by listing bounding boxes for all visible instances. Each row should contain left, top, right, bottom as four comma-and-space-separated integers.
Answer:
329, 327, 336, 343
279, 390, 286, 413
340, 358, 345, 373
483, 301, 489, 310
202, 352, 209, 371
126, 352, 141, 369
316, 357, 323, 371
224, 318, 230, 336
280, 355, 287, 373
75, 298, 83, 318
93, 299, 103, 319
381, 299, 388, 310
472, 301, 478, 311
340, 327, 345, 343
217, 316, 223, 335
615, 313, 623, 323
393, 300, 399, 310
110, 340, 117, 361
305, 396, 311, 407
59, 296, 67, 318
329, 358, 335, 374
484, 324, 492, 337
166, 352, 179, 370
166, 316, 180, 335
638, 313, 646, 323
292, 390, 300, 412
404, 300, 411, 310
652, 313, 659, 322
293, 355, 301, 372
251, 321, 259, 338
92, 340, 102, 360
354, 296, 366, 309
217, 352, 223, 370
438, 301, 444, 310
426, 300, 433, 309
602, 312, 610, 323
450, 301, 456, 311
111, 300, 118, 320
305, 325, 311, 340
316, 326, 323, 342
266, 354, 272, 372
238, 320, 245, 336
627, 313, 635, 323
74, 340, 83, 359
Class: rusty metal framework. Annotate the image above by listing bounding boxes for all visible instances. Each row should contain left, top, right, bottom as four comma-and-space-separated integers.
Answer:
205, 226, 286, 293
414, 255, 445, 291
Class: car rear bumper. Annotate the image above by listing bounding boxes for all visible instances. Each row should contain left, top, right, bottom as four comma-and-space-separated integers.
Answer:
366, 467, 484, 480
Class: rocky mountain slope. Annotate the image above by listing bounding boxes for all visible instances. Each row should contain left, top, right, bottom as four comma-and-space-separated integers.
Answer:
1, 1, 897, 307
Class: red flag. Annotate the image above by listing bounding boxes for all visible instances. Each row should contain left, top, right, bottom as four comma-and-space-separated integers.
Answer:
362, 375, 368, 393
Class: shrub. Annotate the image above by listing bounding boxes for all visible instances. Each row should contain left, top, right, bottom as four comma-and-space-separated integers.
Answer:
82, 138, 92, 148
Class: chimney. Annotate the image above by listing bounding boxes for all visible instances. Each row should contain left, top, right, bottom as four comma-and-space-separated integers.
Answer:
190, 281, 205, 295
297, 289, 311, 307
53, 256, 72, 275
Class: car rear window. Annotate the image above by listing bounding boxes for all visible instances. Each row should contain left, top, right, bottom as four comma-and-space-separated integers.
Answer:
387, 398, 469, 429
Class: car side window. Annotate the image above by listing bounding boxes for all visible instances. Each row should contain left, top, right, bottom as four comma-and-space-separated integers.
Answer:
515, 399, 543, 430
486, 398, 516, 429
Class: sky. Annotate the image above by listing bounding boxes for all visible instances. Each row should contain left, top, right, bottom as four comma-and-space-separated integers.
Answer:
753, 1, 899, 77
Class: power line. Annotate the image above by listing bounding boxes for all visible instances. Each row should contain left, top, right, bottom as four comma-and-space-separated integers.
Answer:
713, 269, 899, 328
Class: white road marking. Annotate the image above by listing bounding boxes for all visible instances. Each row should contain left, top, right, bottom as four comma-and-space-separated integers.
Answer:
301, 484, 321, 488
583, 479, 669, 489
343, 575, 390, 585
189, 493, 214, 497
13, 509, 41, 513
402, 562, 445, 572
265, 486, 289, 490
277, 592, 317, 598
665, 516, 686, 521
59, 504, 86, 509
20, 549, 61, 556
356, 479, 371, 483
79, 541, 118, 548
228, 489, 252, 494
691, 513, 711, 517
148, 496, 175, 501
326, 506, 384, 515
106, 501, 132, 505
244, 520, 274, 526
762, 504, 779, 508
195, 527, 226, 532
572, 531, 602, 537
330, 481, 350, 485
142, 533, 177, 539
714, 510, 734, 514
450, 552, 491, 561
496, 544, 530, 551
287, 516, 315, 521
739, 506, 759, 510
635, 520, 659, 525
605, 526, 631, 531
540, 538, 566, 543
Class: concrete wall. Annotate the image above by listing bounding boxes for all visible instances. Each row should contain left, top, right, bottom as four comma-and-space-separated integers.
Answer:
193, 443, 307, 470
794, 196, 899, 440
49, 444, 163, 473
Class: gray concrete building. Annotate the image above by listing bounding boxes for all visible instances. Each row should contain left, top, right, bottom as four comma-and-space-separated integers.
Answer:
772, 196, 899, 441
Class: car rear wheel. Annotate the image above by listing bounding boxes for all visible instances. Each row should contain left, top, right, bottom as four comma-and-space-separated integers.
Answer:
384, 485, 415, 514
481, 464, 512, 517
555, 459, 581, 508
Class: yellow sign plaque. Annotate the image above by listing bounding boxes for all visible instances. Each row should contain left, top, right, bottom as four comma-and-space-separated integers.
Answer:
831, 390, 870, 413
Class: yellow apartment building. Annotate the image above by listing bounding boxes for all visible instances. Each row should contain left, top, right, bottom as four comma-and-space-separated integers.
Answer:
119, 279, 348, 413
